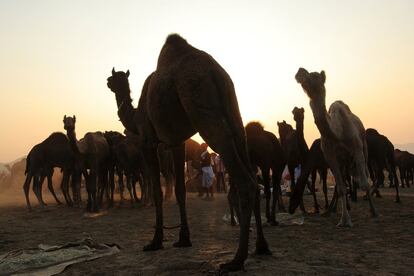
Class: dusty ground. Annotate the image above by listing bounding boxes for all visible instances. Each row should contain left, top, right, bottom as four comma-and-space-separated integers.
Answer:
0, 185, 413, 275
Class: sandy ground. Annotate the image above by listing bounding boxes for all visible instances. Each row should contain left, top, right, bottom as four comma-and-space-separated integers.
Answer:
0, 185, 413, 275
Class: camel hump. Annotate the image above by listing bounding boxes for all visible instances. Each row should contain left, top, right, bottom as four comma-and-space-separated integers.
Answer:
245, 121, 265, 135
366, 128, 379, 135
165, 34, 188, 46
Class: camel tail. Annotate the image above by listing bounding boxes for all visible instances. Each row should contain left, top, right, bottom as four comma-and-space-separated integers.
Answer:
24, 153, 31, 175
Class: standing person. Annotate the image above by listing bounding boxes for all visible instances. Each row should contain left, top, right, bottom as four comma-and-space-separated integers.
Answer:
214, 153, 226, 193
200, 143, 214, 199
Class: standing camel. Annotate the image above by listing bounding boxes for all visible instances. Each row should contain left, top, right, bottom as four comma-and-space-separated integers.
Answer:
104, 131, 126, 205
64, 116, 110, 212
293, 67, 377, 227
23, 117, 80, 210
366, 128, 400, 202
107, 34, 270, 271
245, 121, 285, 224
277, 107, 309, 192
289, 138, 329, 213
394, 149, 414, 188
114, 133, 147, 205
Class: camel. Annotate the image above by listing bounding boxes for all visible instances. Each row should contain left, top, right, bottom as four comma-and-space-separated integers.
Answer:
394, 149, 414, 188
107, 34, 270, 271
289, 138, 329, 213
114, 133, 148, 205
23, 116, 83, 210
79, 132, 110, 212
294, 67, 377, 227
104, 131, 126, 205
292, 107, 309, 160
64, 116, 110, 212
277, 109, 309, 192
245, 121, 285, 224
366, 128, 400, 202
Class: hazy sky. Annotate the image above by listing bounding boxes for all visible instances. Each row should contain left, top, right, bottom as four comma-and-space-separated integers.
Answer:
1, 0, 413, 162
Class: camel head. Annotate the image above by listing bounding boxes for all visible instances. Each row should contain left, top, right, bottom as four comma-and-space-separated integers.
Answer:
295, 68, 326, 100
63, 115, 76, 132
107, 67, 130, 96
277, 120, 293, 140
292, 107, 304, 122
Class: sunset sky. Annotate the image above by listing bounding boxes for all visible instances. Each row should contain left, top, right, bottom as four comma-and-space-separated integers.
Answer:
1, 0, 413, 163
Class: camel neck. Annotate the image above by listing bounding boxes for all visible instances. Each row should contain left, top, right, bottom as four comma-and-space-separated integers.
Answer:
67, 130, 80, 154
115, 88, 138, 134
295, 119, 304, 137
310, 99, 337, 140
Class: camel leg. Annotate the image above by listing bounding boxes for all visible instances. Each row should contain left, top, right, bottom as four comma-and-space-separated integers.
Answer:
118, 172, 125, 202
261, 167, 271, 222
391, 167, 400, 203
71, 170, 82, 206
38, 173, 48, 206
33, 174, 45, 208
329, 163, 352, 227
228, 182, 239, 226
108, 168, 115, 207
97, 169, 107, 209
143, 146, 164, 251
171, 143, 192, 247
309, 170, 320, 213
61, 171, 72, 206
47, 174, 62, 205
201, 136, 270, 270
355, 154, 378, 218
320, 169, 329, 209
23, 173, 33, 211
270, 165, 283, 224
126, 175, 135, 206
132, 177, 139, 202
88, 170, 98, 212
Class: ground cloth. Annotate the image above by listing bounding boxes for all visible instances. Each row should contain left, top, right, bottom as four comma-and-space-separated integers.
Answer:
0, 238, 120, 276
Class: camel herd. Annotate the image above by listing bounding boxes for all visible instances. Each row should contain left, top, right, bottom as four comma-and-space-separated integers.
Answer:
21, 34, 414, 272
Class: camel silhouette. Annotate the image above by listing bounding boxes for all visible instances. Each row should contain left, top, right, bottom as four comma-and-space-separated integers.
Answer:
107, 34, 270, 271
366, 128, 400, 202
245, 121, 285, 224
294, 67, 377, 227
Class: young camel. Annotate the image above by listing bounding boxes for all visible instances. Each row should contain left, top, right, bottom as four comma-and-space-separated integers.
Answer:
107, 34, 270, 271
294, 68, 377, 227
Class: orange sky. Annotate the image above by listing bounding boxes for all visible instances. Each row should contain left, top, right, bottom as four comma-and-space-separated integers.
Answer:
1, 0, 414, 163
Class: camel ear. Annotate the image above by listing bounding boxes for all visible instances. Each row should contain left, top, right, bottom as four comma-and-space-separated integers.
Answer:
320, 71, 326, 83
112, 67, 116, 76
126, 70, 130, 77
73, 115, 76, 123
300, 107, 304, 112
63, 115, 66, 122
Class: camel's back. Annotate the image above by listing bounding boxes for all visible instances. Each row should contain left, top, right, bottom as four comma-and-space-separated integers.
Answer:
41, 132, 74, 165
328, 101, 366, 142
83, 132, 110, 162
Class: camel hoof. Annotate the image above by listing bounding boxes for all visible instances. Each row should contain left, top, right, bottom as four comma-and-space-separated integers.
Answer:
255, 240, 272, 255
268, 219, 279, 226
395, 199, 401, 203
336, 220, 353, 228
143, 241, 163, 251
322, 211, 331, 217
173, 239, 192, 248
219, 260, 245, 272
